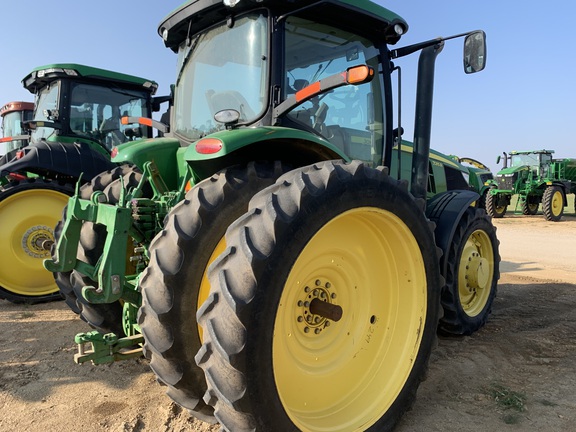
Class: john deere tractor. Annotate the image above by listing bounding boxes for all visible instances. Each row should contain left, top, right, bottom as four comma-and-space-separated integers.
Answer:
46, 1, 497, 430
449, 155, 494, 206
0, 63, 165, 304
486, 149, 576, 221
0, 101, 34, 163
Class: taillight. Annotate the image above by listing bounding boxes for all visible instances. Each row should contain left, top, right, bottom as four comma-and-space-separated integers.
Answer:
195, 138, 223, 154
111, 147, 119, 158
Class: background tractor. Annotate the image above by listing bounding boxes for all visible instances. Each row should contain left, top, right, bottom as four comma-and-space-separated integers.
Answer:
0, 63, 165, 304
449, 155, 494, 206
486, 149, 576, 221
47, 0, 496, 430
0, 101, 34, 162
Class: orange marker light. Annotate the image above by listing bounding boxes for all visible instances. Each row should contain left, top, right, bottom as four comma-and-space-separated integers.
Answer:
195, 138, 223, 154
122, 116, 153, 126
347, 65, 373, 84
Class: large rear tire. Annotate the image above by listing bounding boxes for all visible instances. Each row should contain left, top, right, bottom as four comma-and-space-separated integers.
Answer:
542, 185, 564, 221
53, 165, 141, 335
196, 161, 442, 432
0, 178, 74, 303
138, 161, 288, 424
439, 207, 500, 336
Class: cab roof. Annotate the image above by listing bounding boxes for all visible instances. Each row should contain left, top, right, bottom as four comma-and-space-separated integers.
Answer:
159, 0, 408, 52
0, 101, 34, 117
22, 63, 158, 95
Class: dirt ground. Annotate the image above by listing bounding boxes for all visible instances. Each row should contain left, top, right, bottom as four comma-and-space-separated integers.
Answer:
1, 212, 575, 432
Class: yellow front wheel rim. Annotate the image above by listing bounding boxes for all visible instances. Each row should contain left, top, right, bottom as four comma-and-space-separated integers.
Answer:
273, 207, 427, 431
458, 229, 494, 317
551, 190, 563, 217
0, 188, 69, 296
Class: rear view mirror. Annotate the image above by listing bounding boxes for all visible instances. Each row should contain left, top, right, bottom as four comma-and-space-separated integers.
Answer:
464, 31, 486, 74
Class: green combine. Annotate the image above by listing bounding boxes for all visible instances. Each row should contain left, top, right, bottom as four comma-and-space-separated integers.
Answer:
46, 1, 497, 430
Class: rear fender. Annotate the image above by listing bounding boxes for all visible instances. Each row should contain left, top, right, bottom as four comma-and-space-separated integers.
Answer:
184, 126, 346, 163
426, 190, 480, 277
0, 141, 115, 181
182, 126, 346, 181
111, 137, 183, 190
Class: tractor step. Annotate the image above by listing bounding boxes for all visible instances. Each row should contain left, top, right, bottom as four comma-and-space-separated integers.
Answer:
74, 331, 143, 365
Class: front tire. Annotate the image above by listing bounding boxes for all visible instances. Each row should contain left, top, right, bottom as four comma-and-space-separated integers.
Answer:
439, 207, 500, 335
542, 185, 564, 221
196, 161, 442, 432
138, 161, 288, 424
521, 197, 539, 215
0, 178, 74, 303
485, 190, 507, 218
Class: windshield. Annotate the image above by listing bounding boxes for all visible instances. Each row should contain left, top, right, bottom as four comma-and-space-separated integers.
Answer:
1, 110, 32, 154
69, 83, 152, 151
283, 16, 383, 164
510, 153, 548, 168
173, 12, 268, 141
31, 81, 151, 150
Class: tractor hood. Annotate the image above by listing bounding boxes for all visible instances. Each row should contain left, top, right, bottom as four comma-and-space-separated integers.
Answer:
496, 165, 528, 177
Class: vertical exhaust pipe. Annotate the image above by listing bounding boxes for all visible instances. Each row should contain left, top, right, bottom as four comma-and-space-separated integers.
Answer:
410, 41, 444, 200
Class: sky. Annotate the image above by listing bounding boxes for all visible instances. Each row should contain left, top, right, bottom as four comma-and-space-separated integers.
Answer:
1, 1, 575, 173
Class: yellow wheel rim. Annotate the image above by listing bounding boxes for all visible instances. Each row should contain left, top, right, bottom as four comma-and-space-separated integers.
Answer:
457, 229, 494, 317
0, 188, 69, 296
197, 236, 227, 340
273, 207, 427, 431
551, 190, 563, 217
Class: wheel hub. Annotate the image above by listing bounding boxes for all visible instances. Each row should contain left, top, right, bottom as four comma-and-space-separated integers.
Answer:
465, 252, 489, 291
295, 278, 340, 335
21, 225, 54, 258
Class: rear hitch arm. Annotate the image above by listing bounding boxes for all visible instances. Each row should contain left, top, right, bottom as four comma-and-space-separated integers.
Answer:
74, 331, 143, 365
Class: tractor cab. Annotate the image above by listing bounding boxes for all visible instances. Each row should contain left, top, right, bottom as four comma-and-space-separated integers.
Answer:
0, 101, 34, 158
160, 0, 485, 186
21, 64, 159, 156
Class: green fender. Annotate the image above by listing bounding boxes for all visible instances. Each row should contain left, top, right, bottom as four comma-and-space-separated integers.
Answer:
183, 126, 349, 169
111, 137, 186, 190
426, 190, 480, 277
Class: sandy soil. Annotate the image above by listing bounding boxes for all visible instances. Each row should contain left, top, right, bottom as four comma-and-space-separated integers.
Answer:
1, 213, 575, 432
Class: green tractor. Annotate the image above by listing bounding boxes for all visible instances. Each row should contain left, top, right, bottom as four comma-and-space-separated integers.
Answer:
486, 149, 576, 221
46, 0, 498, 430
0, 63, 165, 304
0, 101, 34, 162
